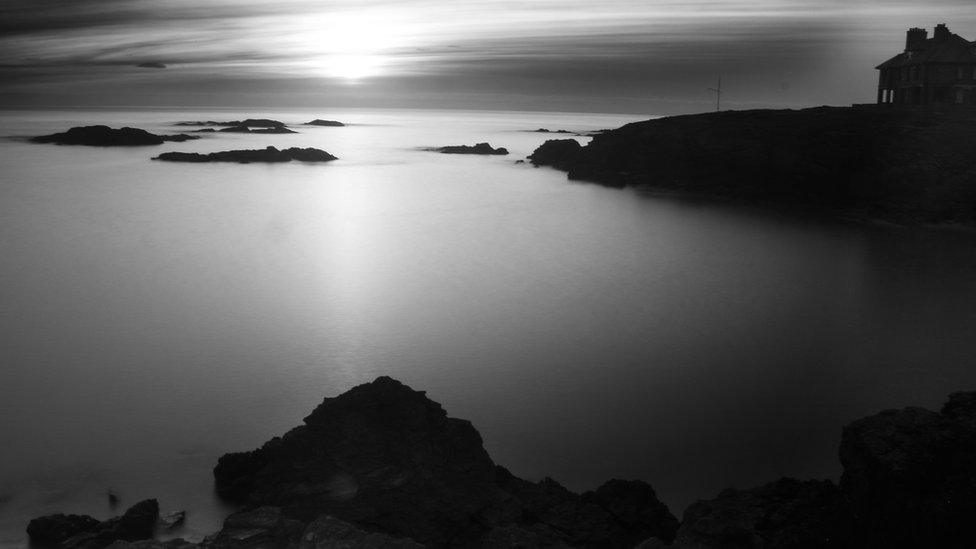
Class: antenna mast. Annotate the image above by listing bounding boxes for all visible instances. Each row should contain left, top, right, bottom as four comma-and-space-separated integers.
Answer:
707, 77, 722, 111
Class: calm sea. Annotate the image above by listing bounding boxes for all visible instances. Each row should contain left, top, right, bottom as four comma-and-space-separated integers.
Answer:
3, 108, 976, 546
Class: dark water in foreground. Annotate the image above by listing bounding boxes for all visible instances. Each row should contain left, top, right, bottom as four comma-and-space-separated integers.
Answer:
2, 108, 976, 546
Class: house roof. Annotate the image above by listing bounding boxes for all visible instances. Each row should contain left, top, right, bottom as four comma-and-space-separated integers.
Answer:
876, 33, 976, 69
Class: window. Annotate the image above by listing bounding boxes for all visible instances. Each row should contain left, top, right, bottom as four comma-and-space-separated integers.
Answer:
956, 88, 965, 104
958, 66, 965, 80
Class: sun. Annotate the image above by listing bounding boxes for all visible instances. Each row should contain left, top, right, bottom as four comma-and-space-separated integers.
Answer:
299, 12, 404, 81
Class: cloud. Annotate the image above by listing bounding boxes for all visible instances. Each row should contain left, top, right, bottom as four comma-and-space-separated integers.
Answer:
1, 0, 974, 111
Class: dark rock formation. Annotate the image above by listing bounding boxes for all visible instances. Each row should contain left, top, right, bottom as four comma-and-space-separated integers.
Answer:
527, 139, 584, 172
216, 126, 296, 134
425, 142, 509, 155
837, 391, 976, 548
528, 105, 976, 225
304, 119, 345, 127
31, 126, 199, 146
671, 478, 842, 549
32, 382, 976, 549
193, 128, 216, 133
534, 128, 573, 134
175, 119, 287, 129
152, 146, 337, 164
27, 514, 100, 545
136, 62, 166, 69
28, 500, 159, 548
212, 376, 677, 548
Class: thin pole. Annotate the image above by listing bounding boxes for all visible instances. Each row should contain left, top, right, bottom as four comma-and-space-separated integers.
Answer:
707, 77, 722, 111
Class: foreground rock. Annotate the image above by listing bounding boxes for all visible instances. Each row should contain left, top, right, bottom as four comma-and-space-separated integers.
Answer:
529, 105, 976, 225
28, 499, 159, 548
425, 142, 509, 155
212, 376, 676, 547
671, 478, 842, 548
31, 126, 199, 146
152, 146, 337, 163
33, 382, 976, 548
304, 119, 345, 127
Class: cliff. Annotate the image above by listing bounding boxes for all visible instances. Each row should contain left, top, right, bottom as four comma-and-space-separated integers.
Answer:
529, 105, 976, 225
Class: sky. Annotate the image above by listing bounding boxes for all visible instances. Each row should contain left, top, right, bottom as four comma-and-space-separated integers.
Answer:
1, 0, 974, 114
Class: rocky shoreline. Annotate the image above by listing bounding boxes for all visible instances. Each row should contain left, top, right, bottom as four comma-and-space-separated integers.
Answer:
529, 105, 976, 226
26, 377, 976, 548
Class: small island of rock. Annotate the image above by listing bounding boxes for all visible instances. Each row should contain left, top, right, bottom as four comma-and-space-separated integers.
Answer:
31, 126, 200, 146
304, 119, 346, 126
425, 142, 509, 155
152, 146, 337, 163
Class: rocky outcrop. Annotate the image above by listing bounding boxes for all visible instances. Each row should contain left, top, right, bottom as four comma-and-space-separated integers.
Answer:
425, 143, 509, 155
837, 391, 976, 548
31, 382, 976, 549
671, 478, 842, 548
27, 514, 100, 545
31, 126, 199, 146
528, 105, 976, 225
527, 139, 584, 171
533, 128, 573, 134
152, 146, 337, 163
175, 119, 287, 129
212, 376, 677, 547
216, 126, 296, 134
28, 499, 159, 548
304, 119, 345, 127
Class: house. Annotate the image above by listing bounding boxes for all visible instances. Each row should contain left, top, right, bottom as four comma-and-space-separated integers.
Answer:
876, 24, 976, 105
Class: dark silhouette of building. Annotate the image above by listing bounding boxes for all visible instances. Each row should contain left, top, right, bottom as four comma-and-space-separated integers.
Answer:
876, 24, 976, 105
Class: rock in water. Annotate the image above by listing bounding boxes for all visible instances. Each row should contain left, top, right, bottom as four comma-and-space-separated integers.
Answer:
527, 139, 584, 171
213, 376, 678, 547
304, 119, 346, 126
31, 126, 199, 146
153, 146, 337, 163
26, 514, 100, 545
425, 142, 509, 155
29, 499, 159, 548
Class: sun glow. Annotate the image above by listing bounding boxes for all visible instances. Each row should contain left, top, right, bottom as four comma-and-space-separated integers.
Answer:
298, 11, 406, 80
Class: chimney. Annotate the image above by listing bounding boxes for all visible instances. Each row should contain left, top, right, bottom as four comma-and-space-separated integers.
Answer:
905, 27, 928, 51
934, 23, 950, 41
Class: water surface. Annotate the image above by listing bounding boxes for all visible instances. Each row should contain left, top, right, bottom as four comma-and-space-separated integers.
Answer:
2, 108, 976, 546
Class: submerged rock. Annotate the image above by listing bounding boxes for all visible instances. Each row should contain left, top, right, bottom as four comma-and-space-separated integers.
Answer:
425, 142, 509, 155
152, 146, 337, 163
304, 119, 346, 127
31, 126, 199, 146
158, 511, 185, 530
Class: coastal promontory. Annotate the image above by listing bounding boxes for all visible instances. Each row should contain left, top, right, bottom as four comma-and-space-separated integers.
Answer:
529, 105, 976, 225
